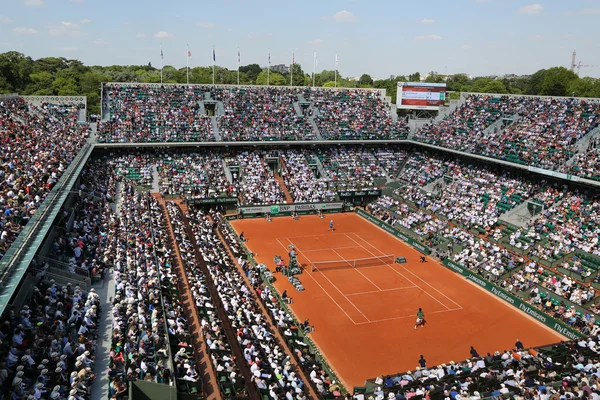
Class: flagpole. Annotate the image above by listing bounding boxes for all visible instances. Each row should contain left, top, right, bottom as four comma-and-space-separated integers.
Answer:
290, 50, 294, 87
186, 44, 189, 85
160, 43, 163, 84
237, 47, 240, 85
312, 52, 316, 87
335, 52, 338, 88
212, 46, 215, 86
267, 48, 270, 86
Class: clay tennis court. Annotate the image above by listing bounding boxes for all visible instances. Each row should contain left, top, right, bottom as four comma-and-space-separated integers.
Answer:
231, 213, 564, 389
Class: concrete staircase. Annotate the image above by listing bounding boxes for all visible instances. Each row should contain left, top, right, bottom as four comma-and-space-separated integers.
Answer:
274, 171, 294, 203
308, 116, 323, 139
422, 176, 445, 194
498, 201, 534, 228
197, 100, 206, 115
78, 108, 86, 123
395, 156, 412, 180
86, 122, 98, 144
313, 154, 329, 178
210, 116, 221, 141
222, 160, 233, 183
151, 165, 160, 193
293, 102, 303, 116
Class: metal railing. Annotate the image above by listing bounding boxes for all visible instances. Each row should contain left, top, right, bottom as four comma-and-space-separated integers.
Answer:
0, 143, 93, 314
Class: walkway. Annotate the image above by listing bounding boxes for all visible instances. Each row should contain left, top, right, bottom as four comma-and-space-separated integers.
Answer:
152, 195, 223, 400
90, 260, 115, 400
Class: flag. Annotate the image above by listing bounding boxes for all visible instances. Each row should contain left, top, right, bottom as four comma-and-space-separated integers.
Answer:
188, 49, 191, 58
161, 47, 163, 59
335, 52, 338, 67
212, 47, 216, 62
292, 50, 295, 65
314, 52, 318, 67
268, 49, 271, 66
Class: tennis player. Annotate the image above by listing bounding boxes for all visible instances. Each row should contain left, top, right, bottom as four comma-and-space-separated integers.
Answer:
329, 219, 334, 232
414, 308, 426, 329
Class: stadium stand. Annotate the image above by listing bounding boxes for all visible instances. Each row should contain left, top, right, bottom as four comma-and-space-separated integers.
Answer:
306, 89, 409, 139
0, 98, 87, 261
210, 87, 315, 141
8, 83, 600, 400
99, 84, 214, 143
415, 95, 600, 170
363, 338, 600, 400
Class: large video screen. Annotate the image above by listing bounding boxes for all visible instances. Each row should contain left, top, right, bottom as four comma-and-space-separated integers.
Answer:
396, 82, 447, 110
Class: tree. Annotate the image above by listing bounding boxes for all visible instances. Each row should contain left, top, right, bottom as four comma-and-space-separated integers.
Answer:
408, 72, 421, 82
425, 72, 445, 83
527, 69, 547, 95
322, 81, 335, 88
359, 74, 373, 86
27, 71, 54, 95
239, 64, 262, 83
255, 71, 286, 86
289, 63, 305, 86
567, 77, 600, 98
446, 74, 470, 92
0, 51, 34, 92
51, 76, 78, 96
481, 80, 508, 94
538, 67, 579, 96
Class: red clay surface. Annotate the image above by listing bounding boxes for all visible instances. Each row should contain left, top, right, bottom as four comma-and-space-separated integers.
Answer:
231, 213, 563, 389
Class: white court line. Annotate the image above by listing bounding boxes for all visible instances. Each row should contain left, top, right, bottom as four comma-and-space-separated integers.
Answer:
274, 238, 361, 325
285, 232, 350, 240
350, 232, 463, 310
284, 237, 372, 324
355, 308, 462, 325
301, 246, 363, 253
330, 248, 383, 292
344, 233, 451, 311
346, 286, 418, 296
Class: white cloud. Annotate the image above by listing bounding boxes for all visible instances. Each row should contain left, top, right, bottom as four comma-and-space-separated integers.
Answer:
80, 19, 91, 24
135, 33, 145, 38
93, 38, 108, 45
0, 16, 13, 24
12, 27, 38, 35
24, 0, 45, 6
415, 34, 442, 40
197, 22, 216, 28
61, 21, 79, 28
565, 34, 577, 39
460, 44, 473, 50
518, 4, 543, 15
47, 23, 85, 36
309, 39, 325, 45
153, 31, 175, 39
420, 18, 434, 23
323, 10, 358, 23
61, 47, 77, 52
528, 34, 544, 40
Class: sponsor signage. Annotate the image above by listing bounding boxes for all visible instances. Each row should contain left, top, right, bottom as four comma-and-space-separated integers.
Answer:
338, 189, 382, 198
240, 202, 344, 215
186, 197, 238, 205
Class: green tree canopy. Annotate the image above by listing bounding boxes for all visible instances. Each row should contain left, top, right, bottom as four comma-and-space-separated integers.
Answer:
359, 74, 374, 86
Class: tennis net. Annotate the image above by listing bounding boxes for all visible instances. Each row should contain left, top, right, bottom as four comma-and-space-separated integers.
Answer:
310, 254, 396, 272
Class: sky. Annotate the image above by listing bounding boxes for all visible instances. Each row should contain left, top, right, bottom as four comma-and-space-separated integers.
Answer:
0, 0, 599, 79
